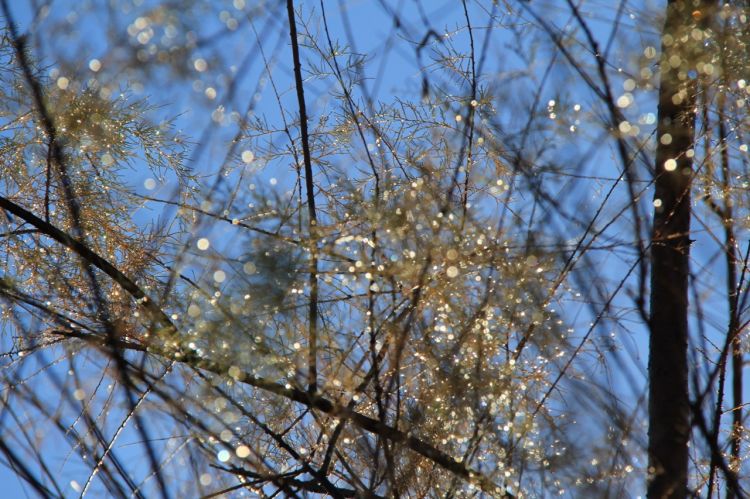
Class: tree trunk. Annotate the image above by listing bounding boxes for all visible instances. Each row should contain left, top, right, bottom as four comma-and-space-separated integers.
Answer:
648, 1, 708, 497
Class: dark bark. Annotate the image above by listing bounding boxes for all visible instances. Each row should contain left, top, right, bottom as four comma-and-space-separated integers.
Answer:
648, 1, 710, 497
286, 0, 320, 394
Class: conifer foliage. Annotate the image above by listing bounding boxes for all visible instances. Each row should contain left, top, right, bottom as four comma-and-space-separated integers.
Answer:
0, 1, 749, 497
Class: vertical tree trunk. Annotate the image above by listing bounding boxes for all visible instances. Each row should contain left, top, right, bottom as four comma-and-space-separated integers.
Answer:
648, 1, 707, 497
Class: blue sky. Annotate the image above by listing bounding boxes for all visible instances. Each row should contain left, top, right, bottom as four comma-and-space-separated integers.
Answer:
1, 0, 661, 496
3, 0, 748, 496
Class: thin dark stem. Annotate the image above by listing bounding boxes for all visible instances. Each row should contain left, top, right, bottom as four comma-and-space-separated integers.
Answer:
286, 0, 319, 394
717, 54, 743, 495
459, 0, 476, 227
